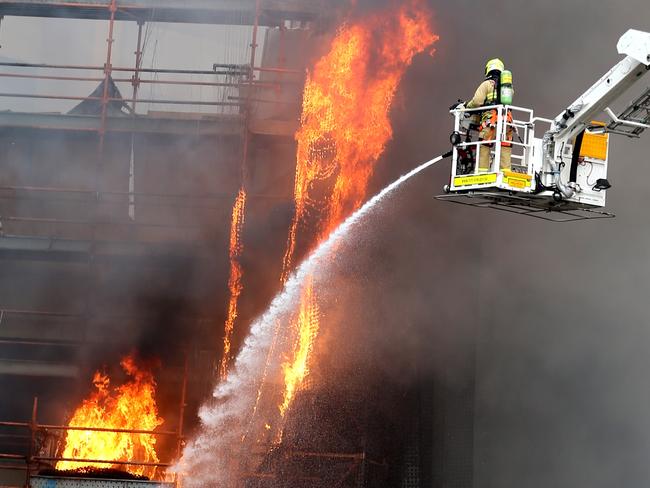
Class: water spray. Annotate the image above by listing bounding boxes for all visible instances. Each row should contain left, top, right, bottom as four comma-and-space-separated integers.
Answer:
178, 150, 452, 486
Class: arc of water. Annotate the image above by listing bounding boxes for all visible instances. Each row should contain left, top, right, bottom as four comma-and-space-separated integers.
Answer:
178, 153, 449, 487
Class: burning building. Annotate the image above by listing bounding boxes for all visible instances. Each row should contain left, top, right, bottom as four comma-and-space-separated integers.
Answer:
0, 1, 476, 487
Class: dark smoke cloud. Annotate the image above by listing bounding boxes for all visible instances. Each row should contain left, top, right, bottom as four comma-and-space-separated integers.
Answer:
367, 0, 650, 486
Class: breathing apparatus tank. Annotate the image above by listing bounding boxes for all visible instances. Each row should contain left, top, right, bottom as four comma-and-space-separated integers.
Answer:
500, 70, 514, 105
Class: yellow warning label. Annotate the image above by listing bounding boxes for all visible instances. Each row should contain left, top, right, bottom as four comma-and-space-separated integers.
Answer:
502, 171, 532, 189
453, 173, 498, 187
507, 178, 528, 189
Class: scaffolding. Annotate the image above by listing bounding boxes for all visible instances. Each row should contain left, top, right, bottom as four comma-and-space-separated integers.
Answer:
0, 355, 188, 486
0, 0, 314, 335
0, 0, 323, 25
0, 0, 313, 138
0, 2, 319, 486
0, 3, 414, 487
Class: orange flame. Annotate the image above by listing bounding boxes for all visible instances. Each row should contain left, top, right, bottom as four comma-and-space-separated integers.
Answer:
219, 188, 247, 380
280, 277, 320, 417
57, 355, 164, 478
281, 1, 438, 280
278, 1, 438, 414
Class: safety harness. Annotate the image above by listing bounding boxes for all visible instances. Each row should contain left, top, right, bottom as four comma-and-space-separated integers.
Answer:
479, 73, 513, 148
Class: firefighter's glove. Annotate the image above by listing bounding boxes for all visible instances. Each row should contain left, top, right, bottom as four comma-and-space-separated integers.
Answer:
450, 100, 466, 111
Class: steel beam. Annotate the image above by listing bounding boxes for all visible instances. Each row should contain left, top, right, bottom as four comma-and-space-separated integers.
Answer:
0, 359, 79, 378
0, 0, 324, 25
0, 111, 243, 136
0, 235, 215, 263
30, 477, 173, 487
0, 111, 298, 136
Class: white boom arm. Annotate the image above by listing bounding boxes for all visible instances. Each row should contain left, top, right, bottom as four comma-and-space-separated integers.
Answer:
545, 29, 650, 198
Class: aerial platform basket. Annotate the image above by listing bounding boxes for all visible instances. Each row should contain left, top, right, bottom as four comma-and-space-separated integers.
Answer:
436, 29, 650, 221
436, 103, 616, 221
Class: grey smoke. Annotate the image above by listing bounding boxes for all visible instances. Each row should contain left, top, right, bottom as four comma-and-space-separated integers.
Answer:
1, 1, 649, 486
380, 0, 650, 487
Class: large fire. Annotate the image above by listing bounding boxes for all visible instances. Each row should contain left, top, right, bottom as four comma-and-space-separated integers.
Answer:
219, 187, 247, 380
281, 0, 439, 280
56, 355, 164, 479
278, 1, 438, 416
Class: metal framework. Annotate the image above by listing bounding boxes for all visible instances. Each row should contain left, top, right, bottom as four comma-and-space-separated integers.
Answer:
0, 0, 323, 25
240, 449, 372, 487
0, 0, 305, 258
0, 3, 337, 488
231, 371, 393, 488
0, 355, 188, 486
0, 0, 311, 138
435, 192, 616, 222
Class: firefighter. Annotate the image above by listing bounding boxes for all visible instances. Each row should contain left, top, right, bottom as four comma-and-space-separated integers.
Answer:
463, 58, 514, 172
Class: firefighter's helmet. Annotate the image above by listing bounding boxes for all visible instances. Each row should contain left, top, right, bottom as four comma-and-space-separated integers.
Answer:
485, 58, 505, 76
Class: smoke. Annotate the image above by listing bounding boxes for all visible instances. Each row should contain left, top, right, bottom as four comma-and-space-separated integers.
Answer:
0, 131, 238, 421
2, 0, 650, 486
178, 156, 444, 486
377, 0, 650, 486
260, 1, 650, 486
0, 3, 309, 472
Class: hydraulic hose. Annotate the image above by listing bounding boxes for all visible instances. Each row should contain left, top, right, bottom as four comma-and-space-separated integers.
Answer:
543, 131, 575, 199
